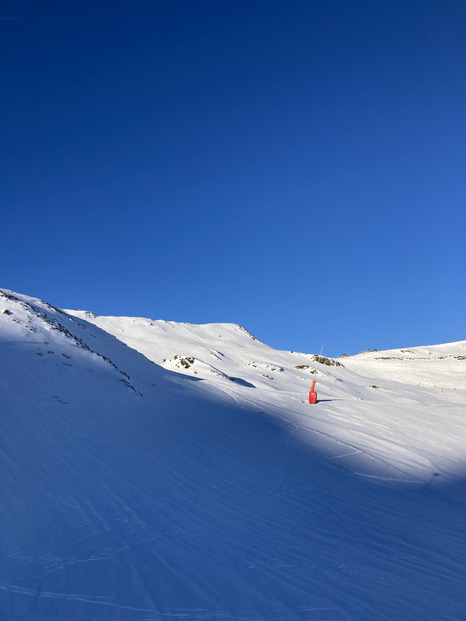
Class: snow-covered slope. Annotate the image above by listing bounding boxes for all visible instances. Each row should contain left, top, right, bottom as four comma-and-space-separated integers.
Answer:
1, 289, 465, 621
341, 342, 466, 393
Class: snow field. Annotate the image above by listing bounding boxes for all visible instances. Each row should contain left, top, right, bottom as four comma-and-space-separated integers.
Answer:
1, 289, 465, 620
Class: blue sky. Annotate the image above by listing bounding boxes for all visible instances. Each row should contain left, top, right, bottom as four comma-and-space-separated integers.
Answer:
1, 0, 465, 356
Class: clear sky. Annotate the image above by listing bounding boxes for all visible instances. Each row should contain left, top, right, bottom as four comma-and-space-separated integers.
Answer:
1, 1, 465, 356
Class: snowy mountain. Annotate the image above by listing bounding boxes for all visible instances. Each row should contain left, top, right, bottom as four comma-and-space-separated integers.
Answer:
1, 289, 465, 621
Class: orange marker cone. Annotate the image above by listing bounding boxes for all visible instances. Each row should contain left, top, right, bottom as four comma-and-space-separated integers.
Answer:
309, 380, 317, 404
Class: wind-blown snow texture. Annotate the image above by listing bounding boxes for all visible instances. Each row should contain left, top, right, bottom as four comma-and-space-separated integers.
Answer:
1, 289, 465, 621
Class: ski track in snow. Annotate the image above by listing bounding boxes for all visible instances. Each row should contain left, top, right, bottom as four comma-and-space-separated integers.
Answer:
1, 289, 466, 621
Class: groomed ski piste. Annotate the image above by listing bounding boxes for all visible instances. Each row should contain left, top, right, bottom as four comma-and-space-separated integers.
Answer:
1, 288, 465, 621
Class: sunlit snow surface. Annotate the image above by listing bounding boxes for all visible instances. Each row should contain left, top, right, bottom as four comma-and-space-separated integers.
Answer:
1, 289, 465, 621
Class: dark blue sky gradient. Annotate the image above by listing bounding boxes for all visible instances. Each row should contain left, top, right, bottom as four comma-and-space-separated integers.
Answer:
1, 1, 465, 355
